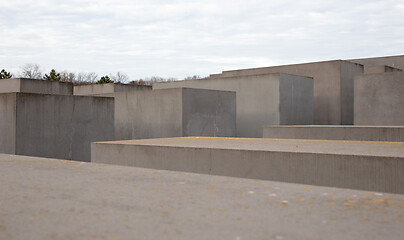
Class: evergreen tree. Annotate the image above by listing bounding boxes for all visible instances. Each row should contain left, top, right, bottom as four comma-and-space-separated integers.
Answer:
0, 69, 12, 79
43, 69, 61, 81
96, 75, 114, 84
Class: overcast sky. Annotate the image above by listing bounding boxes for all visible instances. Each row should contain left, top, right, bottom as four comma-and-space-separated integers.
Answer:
1, 0, 404, 80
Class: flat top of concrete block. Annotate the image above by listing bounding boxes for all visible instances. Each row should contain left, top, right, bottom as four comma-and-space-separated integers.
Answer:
263, 125, 404, 129
97, 137, 404, 158
1, 154, 403, 240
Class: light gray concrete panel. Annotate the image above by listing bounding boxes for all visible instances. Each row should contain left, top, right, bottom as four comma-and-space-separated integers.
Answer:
74, 83, 151, 97
114, 88, 236, 140
2, 154, 404, 240
182, 88, 236, 137
154, 73, 313, 137
0, 78, 73, 95
0, 93, 16, 154
114, 88, 184, 140
15, 93, 114, 162
263, 125, 404, 142
354, 72, 404, 125
279, 74, 313, 124
92, 137, 404, 194
350, 55, 404, 70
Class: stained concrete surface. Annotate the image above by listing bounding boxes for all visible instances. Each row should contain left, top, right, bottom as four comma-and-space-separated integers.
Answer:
350, 54, 404, 70
364, 65, 402, 74
0, 93, 114, 162
1, 154, 403, 240
263, 125, 404, 142
92, 137, 404, 194
74, 83, 151, 97
354, 72, 404, 125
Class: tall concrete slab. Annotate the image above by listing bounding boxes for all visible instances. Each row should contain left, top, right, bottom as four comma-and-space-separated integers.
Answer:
349, 54, 404, 70
0, 93, 16, 154
0, 93, 114, 161
263, 125, 404, 142
354, 72, 404, 125
92, 137, 404, 194
0, 78, 73, 95
114, 88, 236, 140
154, 73, 313, 137
2, 154, 404, 240
74, 83, 151, 97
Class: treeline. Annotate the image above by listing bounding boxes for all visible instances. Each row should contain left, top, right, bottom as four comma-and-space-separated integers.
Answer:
1, 64, 204, 85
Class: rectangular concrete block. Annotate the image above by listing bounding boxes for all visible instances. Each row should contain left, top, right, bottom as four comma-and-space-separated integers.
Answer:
0, 93, 114, 161
350, 55, 404, 71
364, 65, 402, 74
0, 78, 73, 95
154, 73, 314, 137
2, 154, 404, 240
74, 83, 151, 97
263, 125, 404, 142
92, 137, 404, 194
114, 88, 236, 140
354, 72, 404, 125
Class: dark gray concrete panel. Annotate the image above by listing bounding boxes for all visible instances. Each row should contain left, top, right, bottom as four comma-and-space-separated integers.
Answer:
0, 78, 73, 95
263, 125, 404, 142
182, 88, 236, 137
0, 93, 16, 154
92, 137, 404, 194
354, 72, 404, 125
15, 93, 114, 162
279, 74, 313, 125
1, 154, 404, 240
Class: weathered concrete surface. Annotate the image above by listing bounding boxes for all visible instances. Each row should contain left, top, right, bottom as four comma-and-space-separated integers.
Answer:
92, 137, 404, 194
354, 72, 404, 125
364, 65, 402, 74
0, 78, 73, 95
0, 93, 114, 162
154, 73, 313, 137
263, 125, 404, 142
0, 93, 16, 154
207, 60, 363, 125
74, 83, 151, 97
350, 54, 404, 71
114, 88, 236, 140
1, 154, 404, 240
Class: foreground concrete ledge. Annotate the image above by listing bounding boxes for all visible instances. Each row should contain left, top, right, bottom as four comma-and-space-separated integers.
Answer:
263, 125, 404, 142
92, 137, 404, 194
1, 154, 404, 240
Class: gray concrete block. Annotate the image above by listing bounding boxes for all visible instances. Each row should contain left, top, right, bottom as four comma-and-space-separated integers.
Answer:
92, 137, 404, 194
349, 54, 404, 71
354, 72, 404, 125
114, 88, 236, 140
2, 154, 404, 240
263, 125, 404, 142
0, 78, 73, 95
364, 65, 402, 74
74, 83, 151, 97
154, 73, 313, 138
0, 93, 114, 161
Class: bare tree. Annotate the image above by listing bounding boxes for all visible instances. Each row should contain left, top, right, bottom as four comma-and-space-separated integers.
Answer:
110, 72, 129, 83
76, 72, 98, 83
60, 71, 76, 83
20, 64, 42, 79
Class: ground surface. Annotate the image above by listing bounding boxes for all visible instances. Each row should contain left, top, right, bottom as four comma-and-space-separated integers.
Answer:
1, 153, 404, 240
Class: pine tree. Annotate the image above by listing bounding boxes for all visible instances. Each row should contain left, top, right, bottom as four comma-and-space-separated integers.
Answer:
0, 69, 12, 79
43, 69, 61, 81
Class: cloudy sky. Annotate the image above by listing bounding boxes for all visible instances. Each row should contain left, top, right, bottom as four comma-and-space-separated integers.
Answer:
1, 0, 404, 80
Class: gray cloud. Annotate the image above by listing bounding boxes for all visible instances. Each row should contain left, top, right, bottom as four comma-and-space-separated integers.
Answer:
1, 0, 403, 80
